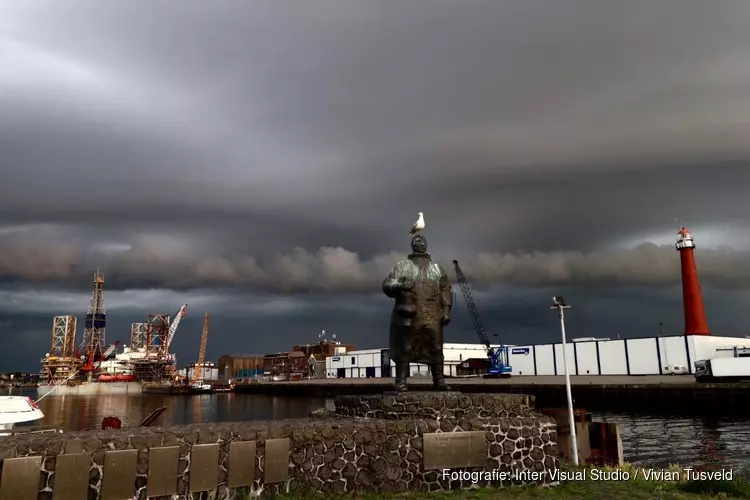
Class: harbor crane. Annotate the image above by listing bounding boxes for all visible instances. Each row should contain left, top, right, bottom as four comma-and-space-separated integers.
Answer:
80, 340, 120, 373
452, 260, 512, 378
95, 341, 120, 370
192, 314, 211, 385
165, 304, 188, 352
100, 341, 119, 360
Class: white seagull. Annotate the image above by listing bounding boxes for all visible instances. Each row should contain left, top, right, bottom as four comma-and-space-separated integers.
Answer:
409, 212, 425, 235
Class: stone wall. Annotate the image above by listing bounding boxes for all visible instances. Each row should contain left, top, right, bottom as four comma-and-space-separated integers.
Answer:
0, 393, 558, 499
333, 392, 535, 420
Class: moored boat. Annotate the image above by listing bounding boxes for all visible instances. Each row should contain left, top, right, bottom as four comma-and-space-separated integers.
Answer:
0, 396, 56, 436
189, 381, 213, 394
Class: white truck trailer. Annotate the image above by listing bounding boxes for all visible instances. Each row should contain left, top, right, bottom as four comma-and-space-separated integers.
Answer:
695, 346, 750, 382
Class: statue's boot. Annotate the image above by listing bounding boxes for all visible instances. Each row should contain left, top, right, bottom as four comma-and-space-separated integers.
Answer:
395, 363, 409, 392
432, 365, 447, 391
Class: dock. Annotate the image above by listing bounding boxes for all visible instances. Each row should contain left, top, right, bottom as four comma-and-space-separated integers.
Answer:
234, 375, 750, 415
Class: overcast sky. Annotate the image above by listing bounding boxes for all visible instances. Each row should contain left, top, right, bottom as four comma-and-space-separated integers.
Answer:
2, 1, 750, 371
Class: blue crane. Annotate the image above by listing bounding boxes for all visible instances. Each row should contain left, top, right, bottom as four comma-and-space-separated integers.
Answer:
452, 260, 512, 378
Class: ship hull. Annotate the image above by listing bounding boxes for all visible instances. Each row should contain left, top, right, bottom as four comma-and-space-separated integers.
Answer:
36, 382, 143, 397
189, 387, 213, 395
142, 384, 189, 395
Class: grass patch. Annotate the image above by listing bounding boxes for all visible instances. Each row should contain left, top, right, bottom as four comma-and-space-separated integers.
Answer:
236, 463, 749, 499
677, 478, 750, 498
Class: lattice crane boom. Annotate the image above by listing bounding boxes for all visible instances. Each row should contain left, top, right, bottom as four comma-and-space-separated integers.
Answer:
452, 260, 491, 349
95, 341, 120, 370
193, 314, 210, 383
101, 341, 119, 359
452, 260, 512, 377
165, 304, 188, 351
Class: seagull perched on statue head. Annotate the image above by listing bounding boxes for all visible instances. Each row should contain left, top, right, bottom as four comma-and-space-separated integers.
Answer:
409, 212, 425, 235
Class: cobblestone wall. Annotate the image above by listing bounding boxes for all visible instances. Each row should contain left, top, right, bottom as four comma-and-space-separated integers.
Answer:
333, 392, 536, 420
0, 392, 558, 499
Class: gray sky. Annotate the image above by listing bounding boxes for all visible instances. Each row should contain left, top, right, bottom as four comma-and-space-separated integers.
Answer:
2, 1, 750, 370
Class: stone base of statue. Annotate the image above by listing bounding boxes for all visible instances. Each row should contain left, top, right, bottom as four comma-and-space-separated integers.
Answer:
381, 389, 459, 397
306, 390, 559, 491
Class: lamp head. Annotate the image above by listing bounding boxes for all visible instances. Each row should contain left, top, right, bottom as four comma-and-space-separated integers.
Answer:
552, 296, 567, 308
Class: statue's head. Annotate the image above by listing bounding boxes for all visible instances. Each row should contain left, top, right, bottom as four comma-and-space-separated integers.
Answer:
411, 234, 428, 254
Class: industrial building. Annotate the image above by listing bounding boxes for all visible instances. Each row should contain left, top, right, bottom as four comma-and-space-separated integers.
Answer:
292, 340, 356, 358
325, 228, 750, 379
324, 335, 750, 378
325, 343, 498, 378
218, 354, 264, 379
263, 351, 307, 376
509, 334, 750, 376
176, 362, 219, 382
308, 354, 327, 379
184, 362, 219, 381
220, 340, 355, 380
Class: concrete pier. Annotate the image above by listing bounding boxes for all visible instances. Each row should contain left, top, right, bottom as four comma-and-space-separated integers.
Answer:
234, 375, 750, 415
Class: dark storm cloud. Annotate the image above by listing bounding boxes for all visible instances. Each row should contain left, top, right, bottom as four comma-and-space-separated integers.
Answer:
2, 0, 750, 256
3, 1, 750, 368
2, 225, 750, 292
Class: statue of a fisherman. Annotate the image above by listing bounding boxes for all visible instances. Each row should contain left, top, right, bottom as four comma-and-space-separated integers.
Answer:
382, 234, 453, 392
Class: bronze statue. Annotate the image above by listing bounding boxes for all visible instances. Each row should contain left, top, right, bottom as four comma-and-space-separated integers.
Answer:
383, 234, 453, 391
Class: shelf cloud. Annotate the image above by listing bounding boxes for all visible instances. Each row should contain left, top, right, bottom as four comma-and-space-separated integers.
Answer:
1, 235, 748, 292
3, 1, 750, 368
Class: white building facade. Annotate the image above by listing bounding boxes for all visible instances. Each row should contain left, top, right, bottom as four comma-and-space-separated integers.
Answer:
508, 335, 750, 376
184, 362, 219, 381
325, 343, 509, 379
324, 336, 750, 378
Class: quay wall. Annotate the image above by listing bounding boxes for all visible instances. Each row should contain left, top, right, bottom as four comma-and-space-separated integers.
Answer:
0, 393, 558, 499
234, 376, 750, 415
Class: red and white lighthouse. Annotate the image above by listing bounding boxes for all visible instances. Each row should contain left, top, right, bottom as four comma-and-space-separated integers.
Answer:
676, 227, 710, 336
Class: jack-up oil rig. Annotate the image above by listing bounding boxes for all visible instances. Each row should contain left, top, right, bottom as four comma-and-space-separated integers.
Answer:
37, 269, 188, 396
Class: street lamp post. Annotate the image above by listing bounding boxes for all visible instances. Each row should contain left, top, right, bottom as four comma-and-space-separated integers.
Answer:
550, 296, 579, 466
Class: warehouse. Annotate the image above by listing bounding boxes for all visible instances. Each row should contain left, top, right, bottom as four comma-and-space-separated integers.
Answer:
185, 362, 219, 381
217, 354, 264, 379
325, 343, 505, 378
324, 335, 750, 378
508, 334, 750, 376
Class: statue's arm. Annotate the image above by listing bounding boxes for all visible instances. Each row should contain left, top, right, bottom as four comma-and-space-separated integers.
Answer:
383, 267, 402, 298
439, 266, 453, 312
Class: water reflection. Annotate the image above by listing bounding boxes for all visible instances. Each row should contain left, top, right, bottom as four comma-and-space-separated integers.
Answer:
593, 412, 750, 474
6, 389, 327, 431
695, 418, 726, 470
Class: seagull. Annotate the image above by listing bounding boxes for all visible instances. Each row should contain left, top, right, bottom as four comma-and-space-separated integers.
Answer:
409, 212, 425, 235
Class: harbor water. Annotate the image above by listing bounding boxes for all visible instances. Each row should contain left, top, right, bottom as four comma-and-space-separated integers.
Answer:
5, 389, 750, 474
